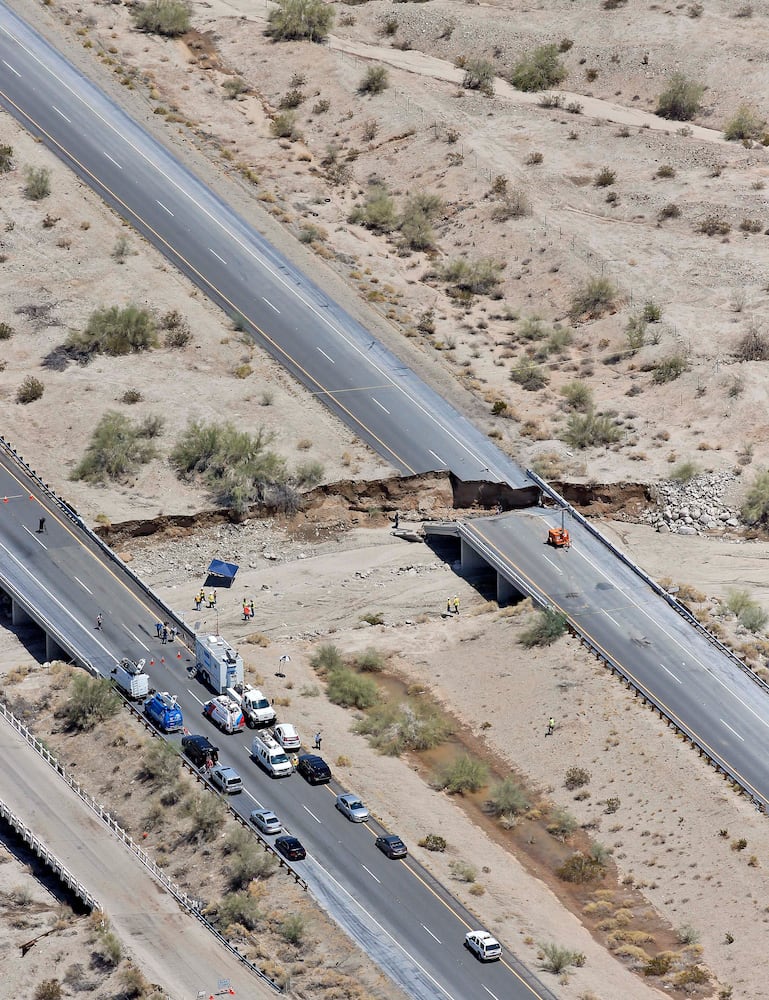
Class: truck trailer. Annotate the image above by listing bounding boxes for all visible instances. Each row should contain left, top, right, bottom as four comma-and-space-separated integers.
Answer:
195, 634, 244, 694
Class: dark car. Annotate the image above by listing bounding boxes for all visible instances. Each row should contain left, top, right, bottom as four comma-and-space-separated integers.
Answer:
181, 734, 219, 769
275, 835, 306, 861
296, 753, 332, 785
375, 834, 408, 859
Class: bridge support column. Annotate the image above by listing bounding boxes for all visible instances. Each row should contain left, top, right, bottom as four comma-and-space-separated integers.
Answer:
496, 574, 519, 606
11, 600, 32, 627
45, 634, 66, 662
460, 538, 488, 574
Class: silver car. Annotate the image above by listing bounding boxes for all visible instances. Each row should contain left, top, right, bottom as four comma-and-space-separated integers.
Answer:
335, 792, 369, 823
250, 808, 282, 835
209, 765, 242, 795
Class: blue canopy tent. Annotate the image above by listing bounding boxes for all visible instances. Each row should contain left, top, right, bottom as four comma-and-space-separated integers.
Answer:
205, 559, 239, 589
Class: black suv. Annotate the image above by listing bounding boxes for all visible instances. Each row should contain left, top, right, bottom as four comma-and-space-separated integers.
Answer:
296, 753, 331, 785
181, 734, 219, 768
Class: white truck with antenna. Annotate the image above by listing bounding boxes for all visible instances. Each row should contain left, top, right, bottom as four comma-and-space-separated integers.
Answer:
111, 657, 150, 700
195, 634, 244, 693
226, 682, 276, 728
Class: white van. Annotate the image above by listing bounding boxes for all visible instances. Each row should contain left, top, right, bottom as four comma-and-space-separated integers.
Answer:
251, 733, 292, 778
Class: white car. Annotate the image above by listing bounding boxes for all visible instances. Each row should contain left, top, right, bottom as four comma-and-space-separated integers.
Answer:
273, 723, 301, 751
249, 808, 282, 835
465, 930, 501, 962
335, 792, 369, 823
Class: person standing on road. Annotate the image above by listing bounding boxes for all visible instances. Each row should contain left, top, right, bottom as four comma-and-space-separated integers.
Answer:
161, 626, 168, 645
194, 592, 201, 610
155, 621, 163, 638
314, 732, 322, 750
546, 717, 555, 736
453, 596, 460, 615
95, 613, 103, 630
37, 517, 47, 533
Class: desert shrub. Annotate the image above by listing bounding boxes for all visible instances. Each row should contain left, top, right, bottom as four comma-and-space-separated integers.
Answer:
0, 322, 14, 340
214, 891, 261, 931
436, 754, 489, 794
133, 0, 190, 35
652, 353, 687, 383
656, 72, 704, 121
510, 44, 567, 92
359, 65, 389, 94
564, 766, 590, 789
69, 304, 158, 357
72, 411, 160, 482
223, 77, 248, 99
398, 192, 443, 251
34, 981, 62, 1000
270, 112, 299, 139
540, 942, 585, 974
280, 87, 305, 109
16, 376, 44, 404
183, 793, 226, 843
355, 647, 385, 672
462, 57, 495, 95
0, 144, 13, 172
23, 166, 51, 200
677, 924, 701, 945
280, 913, 307, 944
740, 217, 763, 233
594, 166, 616, 187
440, 257, 503, 296
326, 667, 380, 709
520, 608, 567, 646
228, 844, 278, 889
569, 277, 616, 320
742, 469, 769, 525
656, 164, 675, 178
491, 189, 531, 221
625, 315, 647, 351
117, 967, 148, 998
560, 382, 592, 411
658, 202, 681, 221
642, 300, 662, 323
557, 851, 606, 883
563, 409, 621, 449
546, 806, 579, 841
725, 588, 753, 616
419, 833, 446, 852
698, 214, 731, 236
295, 460, 324, 487
738, 324, 769, 361
449, 860, 477, 882
97, 930, 122, 967
724, 105, 765, 141
139, 740, 179, 786
486, 776, 529, 816
674, 967, 710, 987
510, 360, 548, 391
170, 419, 285, 513
348, 183, 397, 232
669, 460, 699, 483
267, 0, 334, 41
62, 674, 121, 731
310, 644, 344, 675
312, 97, 330, 114
739, 604, 768, 633
354, 700, 452, 755
161, 309, 192, 348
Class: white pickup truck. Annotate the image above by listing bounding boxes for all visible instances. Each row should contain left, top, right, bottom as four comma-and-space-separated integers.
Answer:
227, 683, 276, 728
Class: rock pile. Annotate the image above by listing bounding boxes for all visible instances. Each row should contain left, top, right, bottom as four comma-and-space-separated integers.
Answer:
640, 472, 740, 535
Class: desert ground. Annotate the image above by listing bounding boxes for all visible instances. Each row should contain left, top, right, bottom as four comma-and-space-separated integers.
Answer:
5, 0, 769, 998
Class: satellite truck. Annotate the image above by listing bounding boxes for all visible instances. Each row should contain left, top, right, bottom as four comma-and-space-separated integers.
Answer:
195, 633, 244, 694
111, 657, 150, 700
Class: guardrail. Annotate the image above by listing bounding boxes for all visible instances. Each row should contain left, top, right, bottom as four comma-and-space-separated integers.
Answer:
526, 469, 769, 698
0, 799, 101, 912
0, 701, 284, 992
523, 470, 769, 812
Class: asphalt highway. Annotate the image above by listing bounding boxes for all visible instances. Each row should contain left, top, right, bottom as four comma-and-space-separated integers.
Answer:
0, 2, 528, 490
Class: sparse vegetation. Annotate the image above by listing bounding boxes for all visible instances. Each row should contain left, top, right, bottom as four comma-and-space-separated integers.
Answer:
560, 382, 593, 412
0, 144, 13, 173
355, 700, 452, 755
510, 360, 548, 391
348, 183, 397, 233
23, 166, 51, 200
742, 469, 769, 525
557, 851, 606, 884
440, 257, 503, 297
563, 410, 621, 449
132, 0, 191, 36
359, 66, 389, 95
520, 608, 568, 647
462, 57, 495, 96
184, 793, 226, 843
419, 833, 447, 852
34, 981, 62, 1000
270, 112, 300, 140
214, 890, 261, 931
652, 353, 687, 383
326, 667, 380, 710
569, 277, 617, 321
267, 0, 334, 42
486, 776, 529, 817
280, 913, 307, 944
68, 304, 158, 358
16, 375, 44, 404
656, 72, 704, 121
539, 942, 586, 974
669, 460, 699, 484
510, 44, 567, 92
564, 766, 590, 790
223, 76, 248, 99
0, 322, 15, 341
698, 214, 731, 236
449, 859, 477, 882
724, 105, 765, 141
546, 806, 579, 841
62, 674, 121, 731
594, 167, 616, 187
435, 754, 489, 794
72, 411, 161, 483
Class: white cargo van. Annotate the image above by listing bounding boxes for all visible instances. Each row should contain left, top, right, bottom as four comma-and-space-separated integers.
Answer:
251, 733, 292, 778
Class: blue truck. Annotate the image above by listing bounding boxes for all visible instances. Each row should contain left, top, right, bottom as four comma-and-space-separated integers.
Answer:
144, 691, 184, 733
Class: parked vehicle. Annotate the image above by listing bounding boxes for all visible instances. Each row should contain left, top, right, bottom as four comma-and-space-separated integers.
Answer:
227, 683, 276, 727
181, 734, 219, 769
143, 692, 183, 733
251, 733, 292, 778
209, 765, 243, 794
195, 634, 243, 693
464, 930, 501, 962
335, 793, 369, 823
296, 754, 331, 785
275, 835, 306, 861
375, 834, 407, 859
272, 723, 300, 751
249, 808, 282, 836
203, 695, 245, 734
111, 657, 149, 700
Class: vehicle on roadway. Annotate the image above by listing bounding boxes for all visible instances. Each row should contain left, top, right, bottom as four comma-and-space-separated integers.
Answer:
227, 682, 276, 727
296, 753, 332, 785
195, 633, 244, 693
249, 808, 282, 835
335, 792, 369, 823
203, 694, 245, 734
272, 722, 300, 751
143, 692, 183, 733
464, 930, 502, 962
209, 764, 243, 794
111, 657, 149, 700
252, 733, 293, 778
375, 834, 407, 859
181, 733, 219, 769
275, 835, 306, 861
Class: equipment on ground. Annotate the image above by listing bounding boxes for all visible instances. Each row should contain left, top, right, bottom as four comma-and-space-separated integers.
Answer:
547, 510, 571, 549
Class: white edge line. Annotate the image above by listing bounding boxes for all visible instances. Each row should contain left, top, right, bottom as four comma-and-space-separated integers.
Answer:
302, 804, 322, 824
720, 718, 745, 742
361, 863, 381, 884
420, 922, 441, 944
